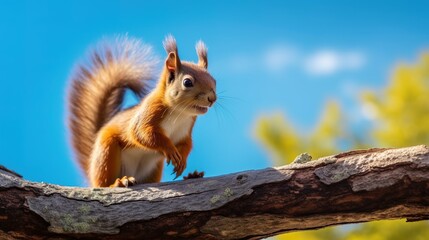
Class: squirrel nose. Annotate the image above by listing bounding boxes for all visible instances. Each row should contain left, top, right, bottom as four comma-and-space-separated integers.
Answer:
207, 93, 217, 104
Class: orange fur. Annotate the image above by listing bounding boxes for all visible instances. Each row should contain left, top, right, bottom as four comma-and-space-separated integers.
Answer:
89, 126, 122, 187
68, 35, 216, 187
174, 136, 193, 176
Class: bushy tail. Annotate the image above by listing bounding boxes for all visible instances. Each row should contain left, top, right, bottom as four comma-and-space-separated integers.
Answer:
67, 36, 158, 175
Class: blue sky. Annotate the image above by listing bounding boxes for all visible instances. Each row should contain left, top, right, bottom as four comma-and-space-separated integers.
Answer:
1, 1, 428, 186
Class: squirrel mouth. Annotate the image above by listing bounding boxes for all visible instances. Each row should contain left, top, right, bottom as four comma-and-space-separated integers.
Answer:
193, 105, 209, 114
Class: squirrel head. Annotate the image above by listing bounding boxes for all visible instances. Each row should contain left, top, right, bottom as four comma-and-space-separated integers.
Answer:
161, 35, 216, 116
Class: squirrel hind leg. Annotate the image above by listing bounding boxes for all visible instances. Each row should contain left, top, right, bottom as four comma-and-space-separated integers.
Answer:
89, 126, 122, 187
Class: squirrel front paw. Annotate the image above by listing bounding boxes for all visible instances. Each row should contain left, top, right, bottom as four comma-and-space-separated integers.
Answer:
109, 176, 137, 188
183, 170, 204, 180
165, 148, 185, 179
165, 147, 182, 167
172, 164, 186, 180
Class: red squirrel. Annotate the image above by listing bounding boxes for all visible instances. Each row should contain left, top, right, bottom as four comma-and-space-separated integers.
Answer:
67, 35, 216, 187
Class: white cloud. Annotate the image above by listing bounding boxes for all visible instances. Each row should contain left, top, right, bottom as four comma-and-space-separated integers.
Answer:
224, 45, 366, 76
263, 45, 297, 73
304, 50, 366, 76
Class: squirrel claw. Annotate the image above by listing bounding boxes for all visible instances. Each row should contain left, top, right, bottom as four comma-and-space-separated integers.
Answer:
109, 176, 137, 188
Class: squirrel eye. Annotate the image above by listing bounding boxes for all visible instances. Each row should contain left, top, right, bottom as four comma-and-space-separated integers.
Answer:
183, 78, 194, 88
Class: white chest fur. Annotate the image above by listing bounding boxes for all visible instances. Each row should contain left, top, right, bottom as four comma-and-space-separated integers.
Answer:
120, 111, 194, 182
121, 148, 161, 182
160, 113, 193, 144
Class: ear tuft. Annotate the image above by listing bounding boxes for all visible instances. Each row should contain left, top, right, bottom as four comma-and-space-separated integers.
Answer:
163, 34, 178, 54
196, 40, 208, 69
163, 35, 181, 71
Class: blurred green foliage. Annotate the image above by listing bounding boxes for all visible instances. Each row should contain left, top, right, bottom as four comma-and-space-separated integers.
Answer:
362, 54, 429, 147
256, 101, 344, 164
255, 53, 429, 239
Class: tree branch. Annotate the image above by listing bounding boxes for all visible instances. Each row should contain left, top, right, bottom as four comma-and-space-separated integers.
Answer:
1, 145, 429, 239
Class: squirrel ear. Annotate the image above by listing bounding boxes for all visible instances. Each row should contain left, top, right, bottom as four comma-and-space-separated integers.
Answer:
163, 35, 181, 71
166, 52, 180, 71
196, 40, 208, 69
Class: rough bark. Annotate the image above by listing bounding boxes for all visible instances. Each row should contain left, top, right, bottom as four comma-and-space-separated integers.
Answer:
1, 145, 429, 240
